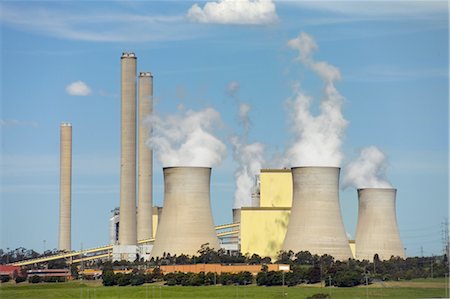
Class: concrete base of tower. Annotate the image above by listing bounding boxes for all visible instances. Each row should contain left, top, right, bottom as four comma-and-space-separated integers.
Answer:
138, 244, 153, 261
112, 245, 138, 262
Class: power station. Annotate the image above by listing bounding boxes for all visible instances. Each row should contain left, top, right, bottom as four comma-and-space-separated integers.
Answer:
50, 53, 407, 265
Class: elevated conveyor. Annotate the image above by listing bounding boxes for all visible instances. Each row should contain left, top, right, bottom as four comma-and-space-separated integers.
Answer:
12, 223, 240, 266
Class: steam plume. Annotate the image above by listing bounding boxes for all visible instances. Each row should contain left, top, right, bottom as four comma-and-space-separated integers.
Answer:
231, 136, 265, 208
284, 32, 347, 167
238, 103, 251, 134
226, 81, 240, 97
146, 107, 227, 167
226, 81, 264, 208
343, 146, 393, 188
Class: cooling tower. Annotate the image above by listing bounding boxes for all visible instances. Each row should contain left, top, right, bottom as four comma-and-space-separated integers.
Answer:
59, 122, 72, 251
119, 52, 137, 246
150, 167, 220, 258
282, 167, 352, 260
137, 72, 153, 241
355, 188, 405, 261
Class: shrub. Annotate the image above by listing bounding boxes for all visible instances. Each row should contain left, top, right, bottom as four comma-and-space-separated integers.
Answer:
41, 276, 66, 283
235, 271, 253, 285
117, 273, 132, 286
306, 266, 321, 284
29, 275, 41, 283
205, 272, 217, 285
102, 271, 116, 286
219, 272, 235, 285
333, 270, 363, 287
81, 274, 96, 280
130, 274, 145, 286
15, 276, 26, 283
266, 271, 283, 286
144, 273, 155, 283
307, 294, 330, 299
164, 273, 177, 286
256, 271, 267, 286
0, 275, 10, 283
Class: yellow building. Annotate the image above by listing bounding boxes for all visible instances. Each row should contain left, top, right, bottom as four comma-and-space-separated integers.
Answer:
349, 240, 356, 258
240, 207, 290, 259
239, 169, 356, 259
240, 169, 292, 259
259, 169, 293, 208
152, 206, 163, 238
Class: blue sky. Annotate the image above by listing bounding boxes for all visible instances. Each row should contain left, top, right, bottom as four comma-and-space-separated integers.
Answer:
0, 1, 448, 257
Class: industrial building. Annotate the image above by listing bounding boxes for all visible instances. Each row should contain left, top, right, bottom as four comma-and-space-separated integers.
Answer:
239, 169, 292, 259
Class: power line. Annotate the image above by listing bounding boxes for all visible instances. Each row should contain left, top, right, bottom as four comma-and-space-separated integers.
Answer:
441, 219, 449, 256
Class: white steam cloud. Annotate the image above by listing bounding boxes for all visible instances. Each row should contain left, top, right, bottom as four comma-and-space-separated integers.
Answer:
238, 103, 251, 133
231, 137, 265, 208
227, 82, 264, 208
66, 81, 92, 96
343, 146, 393, 189
284, 32, 347, 167
187, 0, 278, 25
146, 108, 227, 167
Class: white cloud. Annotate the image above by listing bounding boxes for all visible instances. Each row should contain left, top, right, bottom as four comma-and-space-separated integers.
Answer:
187, 0, 278, 25
66, 81, 92, 96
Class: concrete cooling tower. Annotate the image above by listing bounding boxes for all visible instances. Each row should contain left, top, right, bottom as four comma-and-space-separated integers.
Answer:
119, 52, 137, 246
355, 188, 405, 261
150, 167, 220, 258
59, 122, 72, 251
282, 167, 352, 260
137, 72, 153, 241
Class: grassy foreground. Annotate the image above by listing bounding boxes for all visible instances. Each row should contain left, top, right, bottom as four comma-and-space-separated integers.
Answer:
0, 278, 448, 299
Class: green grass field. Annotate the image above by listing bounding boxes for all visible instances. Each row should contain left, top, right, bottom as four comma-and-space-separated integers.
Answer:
0, 278, 448, 299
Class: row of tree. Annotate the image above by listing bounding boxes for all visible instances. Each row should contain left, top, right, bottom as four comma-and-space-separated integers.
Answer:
99, 266, 368, 287
2, 246, 448, 285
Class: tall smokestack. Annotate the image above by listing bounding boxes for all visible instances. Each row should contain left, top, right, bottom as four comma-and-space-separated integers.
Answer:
150, 167, 220, 258
119, 52, 137, 246
59, 122, 72, 251
355, 188, 405, 261
137, 72, 153, 241
282, 167, 352, 260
